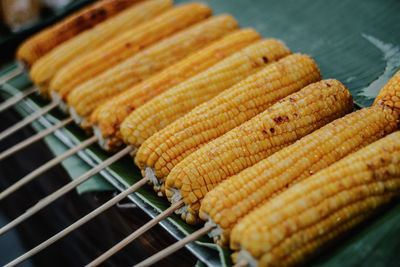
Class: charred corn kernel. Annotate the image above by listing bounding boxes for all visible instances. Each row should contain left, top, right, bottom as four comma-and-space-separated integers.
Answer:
51, 3, 212, 98
200, 104, 398, 246
165, 80, 354, 224
92, 29, 261, 151
374, 69, 400, 114
67, 15, 239, 124
120, 39, 291, 148
232, 131, 400, 267
136, 54, 321, 194
30, 0, 172, 93
16, 0, 140, 67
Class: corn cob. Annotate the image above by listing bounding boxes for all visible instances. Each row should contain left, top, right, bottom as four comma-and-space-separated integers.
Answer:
67, 15, 239, 126
50, 3, 212, 98
200, 103, 399, 246
16, 0, 140, 67
136, 54, 321, 195
91, 29, 262, 151
165, 80, 354, 224
232, 131, 400, 267
30, 0, 172, 93
120, 39, 291, 149
374, 69, 400, 114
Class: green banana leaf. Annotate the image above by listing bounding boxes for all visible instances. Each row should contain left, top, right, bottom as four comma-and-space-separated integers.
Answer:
1, 0, 400, 266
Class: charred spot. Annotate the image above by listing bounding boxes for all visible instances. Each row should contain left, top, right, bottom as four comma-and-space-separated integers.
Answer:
333, 94, 337, 101
283, 115, 289, 121
289, 97, 296, 102
326, 82, 331, 87
98, 8, 107, 16
294, 113, 298, 117
262, 56, 269, 63
76, 16, 85, 26
273, 116, 283, 123
285, 183, 289, 188
380, 157, 386, 163
262, 129, 268, 134
127, 104, 135, 111
366, 162, 373, 169
125, 42, 131, 48
270, 128, 275, 133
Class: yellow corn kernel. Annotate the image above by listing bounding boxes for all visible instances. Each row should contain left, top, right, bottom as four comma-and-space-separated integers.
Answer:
374, 69, 400, 114
120, 39, 292, 148
67, 15, 239, 125
232, 131, 400, 267
165, 79, 354, 224
136, 54, 321, 195
91, 29, 261, 151
30, 0, 172, 93
51, 3, 212, 98
200, 104, 398, 246
16, 0, 140, 67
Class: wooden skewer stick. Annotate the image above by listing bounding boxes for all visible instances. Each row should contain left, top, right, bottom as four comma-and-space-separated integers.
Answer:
0, 86, 38, 112
0, 116, 73, 161
0, 101, 58, 141
233, 260, 249, 267
0, 135, 98, 201
4, 169, 146, 267
134, 224, 215, 267
0, 63, 24, 86
86, 200, 185, 267
0, 144, 132, 237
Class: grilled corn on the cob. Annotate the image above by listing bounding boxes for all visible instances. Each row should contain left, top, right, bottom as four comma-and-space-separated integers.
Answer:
200, 104, 398, 245
232, 131, 400, 267
30, 0, 172, 93
16, 0, 140, 67
374, 69, 400, 114
67, 15, 239, 126
165, 79, 354, 224
91, 29, 261, 151
50, 3, 212, 98
120, 39, 291, 148
136, 54, 321, 195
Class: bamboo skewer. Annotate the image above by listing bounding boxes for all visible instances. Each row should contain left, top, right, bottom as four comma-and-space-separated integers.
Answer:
0, 86, 38, 112
135, 224, 215, 267
86, 200, 185, 267
5, 170, 146, 267
0, 117, 73, 161
0, 101, 58, 141
233, 261, 249, 267
0, 63, 24, 87
0, 135, 98, 201
0, 144, 132, 236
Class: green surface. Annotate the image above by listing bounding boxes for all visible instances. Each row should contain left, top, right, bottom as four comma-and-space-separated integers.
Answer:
1, 0, 400, 266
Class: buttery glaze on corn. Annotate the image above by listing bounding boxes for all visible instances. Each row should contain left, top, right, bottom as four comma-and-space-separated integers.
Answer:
200, 104, 398, 246
232, 131, 400, 267
67, 15, 239, 125
91, 29, 261, 151
120, 39, 291, 149
136, 53, 321, 195
165, 79, 354, 224
30, 0, 172, 93
51, 3, 212, 99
